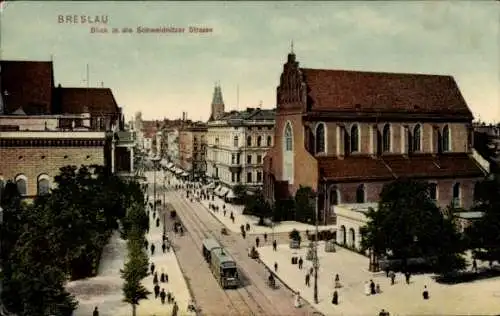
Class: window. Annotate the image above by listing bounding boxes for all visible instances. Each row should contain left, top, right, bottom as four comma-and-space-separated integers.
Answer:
231, 173, 236, 183
443, 125, 450, 152
15, 175, 27, 196
285, 123, 293, 151
257, 136, 262, 147
247, 172, 252, 183
215, 137, 219, 145
247, 155, 252, 164
267, 136, 272, 146
428, 182, 437, 201
351, 125, 359, 153
257, 155, 262, 164
233, 136, 239, 147
232, 154, 236, 165
356, 184, 365, 203
236, 153, 241, 164
37, 176, 50, 196
0, 178, 5, 200
256, 171, 262, 183
246, 136, 252, 147
382, 124, 391, 152
315, 123, 325, 153
452, 182, 461, 207
413, 124, 421, 152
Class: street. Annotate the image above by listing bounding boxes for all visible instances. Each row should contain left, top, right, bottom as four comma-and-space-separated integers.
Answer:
162, 185, 321, 316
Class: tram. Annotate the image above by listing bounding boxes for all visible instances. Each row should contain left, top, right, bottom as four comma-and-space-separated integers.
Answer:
210, 248, 239, 289
202, 238, 222, 263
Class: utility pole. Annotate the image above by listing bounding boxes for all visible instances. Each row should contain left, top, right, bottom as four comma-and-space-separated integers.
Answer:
313, 191, 319, 304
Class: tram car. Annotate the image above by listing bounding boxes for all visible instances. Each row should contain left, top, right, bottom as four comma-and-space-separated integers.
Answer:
202, 238, 222, 263
210, 248, 239, 289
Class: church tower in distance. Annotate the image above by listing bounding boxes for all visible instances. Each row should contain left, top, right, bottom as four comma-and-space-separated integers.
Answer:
209, 82, 225, 121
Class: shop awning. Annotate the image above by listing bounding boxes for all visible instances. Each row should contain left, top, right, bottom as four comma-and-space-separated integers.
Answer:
219, 187, 229, 197
182, 172, 189, 177
226, 189, 236, 199
175, 169, 183, 175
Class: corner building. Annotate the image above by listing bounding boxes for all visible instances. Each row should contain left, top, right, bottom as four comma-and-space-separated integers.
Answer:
263, 52, 487, 224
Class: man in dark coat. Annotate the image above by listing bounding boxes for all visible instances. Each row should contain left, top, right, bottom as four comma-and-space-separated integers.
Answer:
150, 262, 155, 275
305, 273, 310, 287
273, 240, 277, 251
256, 237, 260, 248
151, 243, 155, 256
160, 288, 166, 304
154, 284, 160, 298
332, 290, 338, 305
370, 279, 376, 295
162, 242, 167, 253
172, 301, 179, 316
298, 257, 303, 269
93, 306, 99, 316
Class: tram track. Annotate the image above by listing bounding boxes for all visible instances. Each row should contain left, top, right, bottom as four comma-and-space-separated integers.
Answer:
168, 191, 273, 315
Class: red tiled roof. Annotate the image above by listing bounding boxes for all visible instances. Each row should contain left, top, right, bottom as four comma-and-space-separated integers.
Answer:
58, 87, 119, 115
301, 68, 472, 116
317, 153, 485, 182
383, 153, 485, 179
317, 156, 395, 182
0, 60, 54, 114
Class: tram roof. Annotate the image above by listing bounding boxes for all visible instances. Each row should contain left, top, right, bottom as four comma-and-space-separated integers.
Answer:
211, 248, 236, 265
202, 238, 222, 251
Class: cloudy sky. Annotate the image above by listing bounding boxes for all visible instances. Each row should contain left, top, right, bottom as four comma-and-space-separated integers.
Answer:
1, 1, 499, 122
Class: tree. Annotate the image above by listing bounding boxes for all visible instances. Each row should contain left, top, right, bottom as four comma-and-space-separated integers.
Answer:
121, 203, 150, 316
294, 186, 315, 223
360, 178, 466, 273
466, 175, 500, 265
233, 184, 247, 203
243, 192, 272, 223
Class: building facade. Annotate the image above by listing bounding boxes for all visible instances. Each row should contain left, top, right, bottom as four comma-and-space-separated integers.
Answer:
178, 123, 207, 178
0, 60, 130, 198
263, 52, 487, 224
164, 128, 180, 166
206, 83, 275, 192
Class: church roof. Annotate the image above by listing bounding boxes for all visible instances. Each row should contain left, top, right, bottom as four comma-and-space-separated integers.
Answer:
56, 87, 119, 115
211, 85, 224, 106
300, 67, 472, 117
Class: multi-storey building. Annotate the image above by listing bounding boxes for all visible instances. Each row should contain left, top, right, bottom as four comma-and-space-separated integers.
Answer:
473, 122, 500, 173
205, 84, 275, 193
178, 122, 207, 179
0, 60, 131, 198
164, 128, 180, 166
263, 51, 487, 225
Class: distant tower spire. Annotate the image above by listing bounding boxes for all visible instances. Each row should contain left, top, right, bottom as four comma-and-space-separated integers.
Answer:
209, 82, 225, 121
291, 40, 294, 54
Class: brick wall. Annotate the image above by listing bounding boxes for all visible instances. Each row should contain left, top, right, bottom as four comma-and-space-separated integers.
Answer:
0, 146, 105, 196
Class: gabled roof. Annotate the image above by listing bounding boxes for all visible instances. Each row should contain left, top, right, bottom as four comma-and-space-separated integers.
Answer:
301, 68, 472, 116
220, 108, 276, 121
0, 60, 54, 115
57, 87, 119, 115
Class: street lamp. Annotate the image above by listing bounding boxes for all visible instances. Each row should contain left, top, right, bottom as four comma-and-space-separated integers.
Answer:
313, 190, 320, 305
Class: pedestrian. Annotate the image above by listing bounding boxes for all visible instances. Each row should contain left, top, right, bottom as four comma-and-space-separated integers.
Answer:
223, 209, 226, 216
364, 281, 371, 296
151, 262, 155, 275
376, 283, 381, 294
422, 285, 429, 300
242, 230, 246, 239
144, 239, 148, 250
405, 271, 411, 284
294, 291, 301, 308
160, 288, 166, 304
167, 291, 173, 303
389, 270, 396, 285
180, 226, 184, 235
161, 272, 165, 283
162, 242, 166, 253
309, 267, 314, 276
305, 273, 310, 287
370, 279, 376, 295
332, 290, 338, 305
246, 223, 250, 231
256, 237, 260, 248
298, 257, 303, 269
335, 274, 341, 288
172, 301, 179, 316
156, 218, 160, 227
472, 259, 478, 273
272, 240, 277, 251
274, 262, 278, 272
93, 306, 99, 316
153, 272, 159, 284
264, 233, 268, 243
165, 272, 169, 283
154, 284, 160, 298
379, 309, 390, 316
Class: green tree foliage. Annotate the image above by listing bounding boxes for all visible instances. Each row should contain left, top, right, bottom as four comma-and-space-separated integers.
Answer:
1, 164, 143, 315
243, 191, 272, 222
465, 175, 500, 265
294, 186, 315, 223
360, 178, 466, 273
121, 202, 151, 316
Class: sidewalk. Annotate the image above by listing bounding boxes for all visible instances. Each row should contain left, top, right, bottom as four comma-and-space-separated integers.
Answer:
258, 243, 500, 316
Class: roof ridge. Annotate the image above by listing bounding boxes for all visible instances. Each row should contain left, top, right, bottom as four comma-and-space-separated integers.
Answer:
300, 67, 452, 78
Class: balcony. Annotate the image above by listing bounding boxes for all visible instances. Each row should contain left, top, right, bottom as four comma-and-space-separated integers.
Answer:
229, 165, 242, 172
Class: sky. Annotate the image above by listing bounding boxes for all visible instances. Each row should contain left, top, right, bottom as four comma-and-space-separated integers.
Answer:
1, 1, 499, 123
